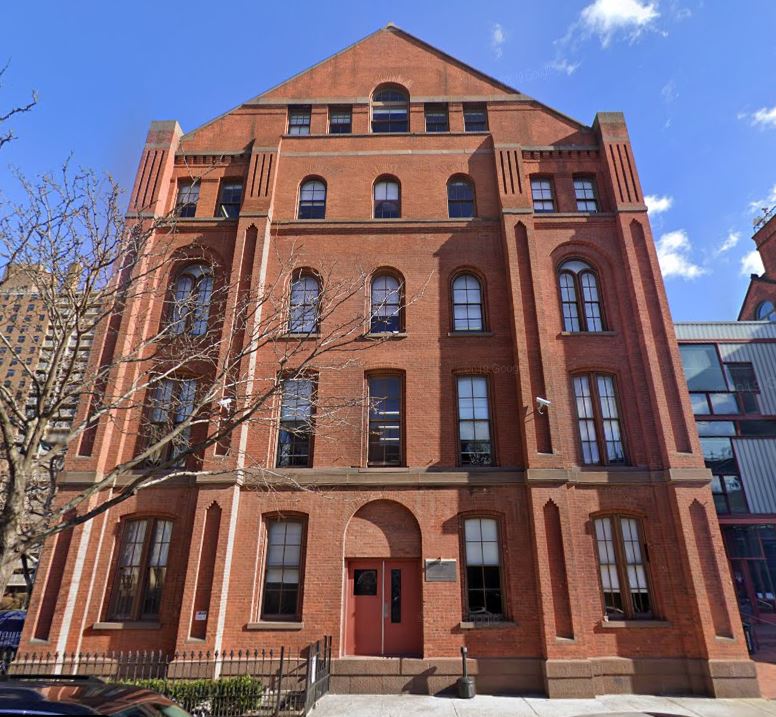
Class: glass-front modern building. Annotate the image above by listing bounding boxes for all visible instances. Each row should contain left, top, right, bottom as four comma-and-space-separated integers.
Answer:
677, 322, 776, 627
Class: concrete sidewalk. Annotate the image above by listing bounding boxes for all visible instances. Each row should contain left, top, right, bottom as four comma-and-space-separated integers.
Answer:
313, 694, 776, 716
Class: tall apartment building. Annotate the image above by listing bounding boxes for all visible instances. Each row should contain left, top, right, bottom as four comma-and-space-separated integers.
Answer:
20, 26, 758, 697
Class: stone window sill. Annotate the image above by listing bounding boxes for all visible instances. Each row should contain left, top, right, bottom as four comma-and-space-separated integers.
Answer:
599, 620, 671, 629
447, 331, 494, 337
93, 621, 161, 631
459, 620, 516, 630
364, 332, 407, 340
246, 621, 304, 631
560, 331, 617, 337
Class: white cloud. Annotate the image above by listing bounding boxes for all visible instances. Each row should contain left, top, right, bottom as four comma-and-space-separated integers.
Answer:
740, 250, 765, 277
715, 231, 741, 256
749, 184, 776, 213
549, 57, 580, 75
656, 230, 706, 280
579, 0, 661, 46
491, 23, 506, 58
661, 79, 677, 104
645, 194, 673, 214
752, 106, 776, 128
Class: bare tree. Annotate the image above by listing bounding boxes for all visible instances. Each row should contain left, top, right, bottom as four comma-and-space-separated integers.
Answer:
0, 163, 415, 596
0, 64, 36, 150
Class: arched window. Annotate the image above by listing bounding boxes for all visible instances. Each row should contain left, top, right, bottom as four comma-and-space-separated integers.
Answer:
288, 274, 320, 334
370, 273, 402, 333
374, 177, 400, 218
452, 273, 484, 332
371, 86, 409, 133
756, 300, 776, 321
558, 260, 604, 332
298, 179, 326, 219
170, 264, 213, 336
447, 177, 475, 218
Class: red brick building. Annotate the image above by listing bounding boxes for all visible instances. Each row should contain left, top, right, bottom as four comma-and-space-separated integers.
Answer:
21, 26, 758, 697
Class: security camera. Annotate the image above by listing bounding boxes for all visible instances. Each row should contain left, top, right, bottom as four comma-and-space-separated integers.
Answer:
536, 397, 551, 414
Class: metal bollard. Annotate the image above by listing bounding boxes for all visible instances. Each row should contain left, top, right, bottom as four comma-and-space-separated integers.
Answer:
457, 645, 476, 699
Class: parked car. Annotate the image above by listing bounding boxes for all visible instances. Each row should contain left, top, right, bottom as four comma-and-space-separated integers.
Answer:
0, 675, 191, 716
0, 610, 25, 650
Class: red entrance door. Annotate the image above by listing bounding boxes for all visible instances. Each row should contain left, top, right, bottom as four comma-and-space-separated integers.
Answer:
345, 559, 422, 657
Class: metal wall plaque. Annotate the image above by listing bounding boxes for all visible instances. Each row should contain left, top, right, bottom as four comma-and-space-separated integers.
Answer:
424, 558, 457, 582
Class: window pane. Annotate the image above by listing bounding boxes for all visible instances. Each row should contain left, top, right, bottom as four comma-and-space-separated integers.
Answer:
574, 177, 598, 212
262, 520, 303, 618
329, 106, 352, 134
452, 274, 483, 331
277, 379, 314, 468
559, 273, 580, 332
724, 475, 749, 514
175, 182, 199, 217
425, 103, 449, 132
709, 393, 738, 414
464, 518, 502, 619
531, 178, 555, 212
679, 344, 726, 391
289, 275, 320, 332
463, 104, 488, 132
298, 180, 326, 219
594, 518, 623, 618
368, 376, 402, 465
288, 106, 311, 135
700, 437, 736, 473
448, 180, 475, 218
370, 275, 402, 332
690, 393, 711, 415
458, 377, 492, 465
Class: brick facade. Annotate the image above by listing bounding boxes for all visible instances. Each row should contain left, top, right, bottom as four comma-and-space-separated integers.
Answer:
21, 26, 758, 697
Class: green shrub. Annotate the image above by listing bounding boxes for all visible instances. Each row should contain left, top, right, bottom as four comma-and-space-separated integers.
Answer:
122, 674, 264, 715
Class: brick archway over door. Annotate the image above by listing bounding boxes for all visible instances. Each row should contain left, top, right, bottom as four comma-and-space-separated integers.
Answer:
344, 500, 423, 657
344, 500, 421, 558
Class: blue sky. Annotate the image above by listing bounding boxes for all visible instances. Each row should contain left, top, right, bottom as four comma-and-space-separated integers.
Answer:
1, 0, 775, 321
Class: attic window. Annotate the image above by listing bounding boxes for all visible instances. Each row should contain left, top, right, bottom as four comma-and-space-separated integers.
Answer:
288, 106, 311, 136
463, 103, 488, 132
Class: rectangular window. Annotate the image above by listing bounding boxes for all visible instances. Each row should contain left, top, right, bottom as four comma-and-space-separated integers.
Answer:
276, 378, 314, 467
328, 105, 352, 134
108, 518, 173, 621
531, 177, 555, 212
573, 374, 625, 465
216, 181, 243, 218
679, 344, 726, 391
725, 362, 760, 414
146, 378, 197, 466
175, 181, 199, 218
368, 375, 402, 466
425, 103, 449, 132
574, 176, 599, 212
288, 105, 311, 135
463, 103, 488, 132
261, 520, 304, 619
457, 376, 492, 466
463, 518, 503, 621
711, 475, 749, 515
594, 516, 652, 620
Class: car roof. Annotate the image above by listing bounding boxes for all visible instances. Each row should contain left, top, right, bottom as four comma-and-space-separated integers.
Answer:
0, 678, 178, 715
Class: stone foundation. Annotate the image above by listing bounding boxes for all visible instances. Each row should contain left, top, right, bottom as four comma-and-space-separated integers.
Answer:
330, 656, 761, 698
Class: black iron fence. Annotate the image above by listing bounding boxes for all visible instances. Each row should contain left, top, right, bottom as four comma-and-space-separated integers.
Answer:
0, 636, 332, 717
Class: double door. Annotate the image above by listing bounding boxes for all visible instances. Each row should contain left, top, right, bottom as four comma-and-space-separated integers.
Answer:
345, 559, 422, 657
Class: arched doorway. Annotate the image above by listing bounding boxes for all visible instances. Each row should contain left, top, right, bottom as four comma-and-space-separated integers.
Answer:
344, 500, 423, 657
